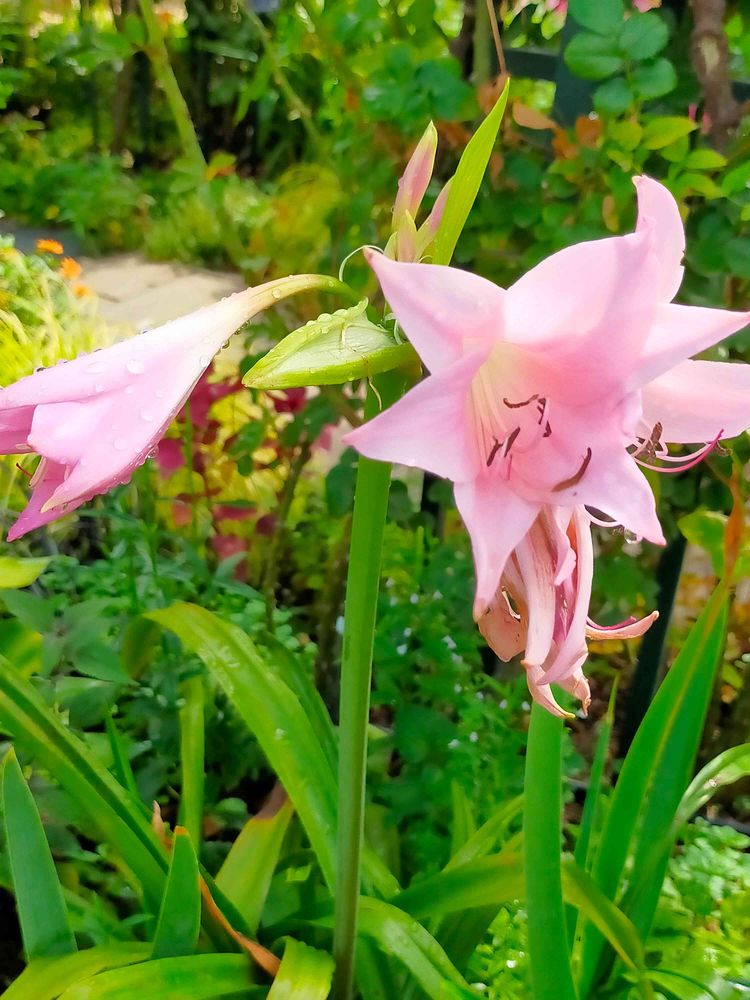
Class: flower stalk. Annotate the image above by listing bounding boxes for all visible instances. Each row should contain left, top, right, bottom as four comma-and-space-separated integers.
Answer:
332, 373, 404, 1000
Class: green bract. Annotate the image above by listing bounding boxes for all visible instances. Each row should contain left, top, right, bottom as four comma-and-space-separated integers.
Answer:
243, 300, 418, 390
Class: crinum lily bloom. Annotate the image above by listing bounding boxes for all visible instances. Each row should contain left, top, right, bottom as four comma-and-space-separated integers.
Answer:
0, 275, 327, 540
481, 505, 657, 717
346, 177, 750, 622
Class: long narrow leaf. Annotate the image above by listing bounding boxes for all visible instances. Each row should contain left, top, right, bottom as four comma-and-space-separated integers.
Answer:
0, 945, 150, 1000
147, 603, 338, 889
2, 749, 76, 960
57, 955, 265, 1000
432, 81, 509, 266
215, 784, 293, 934
151, 829, 201, 959
0, 656, 168, 906
267, 939, 333, 999
392, 853, 524, 920
673, 742, 750, 831
580, 583, 729, 996
523, 704, 577, 1000
178, 675, 205, 851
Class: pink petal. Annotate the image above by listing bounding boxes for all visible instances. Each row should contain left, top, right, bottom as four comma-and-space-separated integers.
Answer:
632, 303, 750, 388
505, 222, 661, 400
586, 610, 658, 640
454, 476, 539, 617
343, 349, 489, 482
393, 122, 438, 225
558, 660, 591, 715
479, 589, 526, 661
542, 508, 594, 683
0, 407, 34, 454
28, 397, 113, 467
641, 359, 750, 443
633, 175, 685, 301
7, 460, 83, 541
525, 662, 574, 719
515, 524, 556, 667
365, 250, 505, 374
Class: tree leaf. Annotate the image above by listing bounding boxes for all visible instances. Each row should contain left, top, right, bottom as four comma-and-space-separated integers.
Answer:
618, 12, 668, 60
569, 0, 625, 34
2, 749, 76, 961
151, 829, 201, 959
432, 81, 509, 266
564, 33, 624, 80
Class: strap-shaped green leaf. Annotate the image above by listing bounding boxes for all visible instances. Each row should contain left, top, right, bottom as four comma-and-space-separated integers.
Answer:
0, 945, 150, 1000
672, 742, 750, 832
177, 675, 205, 851
2, 749, 76, 961
151, 829, 201, 959
267, 939, 333, 999
580, 583, 729, 996
57, 955, 266, 1000
432, 81, 509, 266
0, 656, 168, 907
216, 785, 293, 934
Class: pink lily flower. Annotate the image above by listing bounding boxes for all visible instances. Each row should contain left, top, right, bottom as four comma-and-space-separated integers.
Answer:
480, 505, 657, 717
345, 176, 750, 622
0, 275, 326, 540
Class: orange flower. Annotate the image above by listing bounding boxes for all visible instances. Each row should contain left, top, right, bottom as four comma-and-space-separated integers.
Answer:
36, 238, 64, 255
59, 257, 82, 280
72, 282, 92, 298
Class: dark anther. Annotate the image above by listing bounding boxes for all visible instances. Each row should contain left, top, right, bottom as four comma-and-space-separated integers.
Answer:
543, 422, 552, 438
486, 437, 502, 467
15, 463, 31, 479
503, 393, 538, 409
503, 426, 521, 456
536, 397, 547, 423
552, 447, 592, 492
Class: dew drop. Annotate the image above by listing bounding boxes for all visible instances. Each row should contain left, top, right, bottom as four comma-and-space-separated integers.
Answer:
140, 409, 154, 422
126, 358, 145, 375
199, 354, 210, 367
271, 289, 282, 300
86, 361, 106, 374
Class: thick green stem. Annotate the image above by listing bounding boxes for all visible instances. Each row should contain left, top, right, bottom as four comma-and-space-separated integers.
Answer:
332, 375, 402, 1000
524, 703, 578, 1000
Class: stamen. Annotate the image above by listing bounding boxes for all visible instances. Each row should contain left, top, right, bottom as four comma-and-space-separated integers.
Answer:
486, 437, 502, 467
15, 463, 31, 479
552, 448, 592, 493
635, 430, 723, 475
543, 421, 552, 439
503, 393, 538, 409
503, 426, 521, 456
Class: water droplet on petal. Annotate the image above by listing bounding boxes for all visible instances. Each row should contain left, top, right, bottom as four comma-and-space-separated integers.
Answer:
87, 361, 106, 374
140, 409, 154, 422
126, 358, 145, 375
271, 289, 282, 300
199, 354, 211, 367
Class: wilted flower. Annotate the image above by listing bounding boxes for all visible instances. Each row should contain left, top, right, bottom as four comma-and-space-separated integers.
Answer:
346, 176, 750, 622
480, 505, 657, 716
1, 275, 330, 540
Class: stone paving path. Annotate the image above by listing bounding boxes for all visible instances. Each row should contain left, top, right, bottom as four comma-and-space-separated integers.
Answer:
1, 220, 245, 329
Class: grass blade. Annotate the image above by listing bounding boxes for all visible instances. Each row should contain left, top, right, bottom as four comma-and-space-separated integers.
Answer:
432, 81, 509, 266
672, 742, 750, 831
267, 939, 334, 999
524, 703, 577, 1000
151, 828, 201, 959
2, 749, 76, 960
215, 784, 293, 934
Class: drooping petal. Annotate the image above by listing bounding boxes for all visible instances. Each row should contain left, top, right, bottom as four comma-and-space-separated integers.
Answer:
543, 508, 594, 683
525, 662, 574, 719
343, 349, 489, 482
632, 302, 750, 389
558, 659, 592, 715
365, 250, 505, 374
27, 397, 114, 468
7, 460, 84, 541
454, 476, 539, 617
479, 587, 526, 661
641, 359, 750, 443
633, 175, 685, 302
515, 522, 556, 667
586, 610, 658, 640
